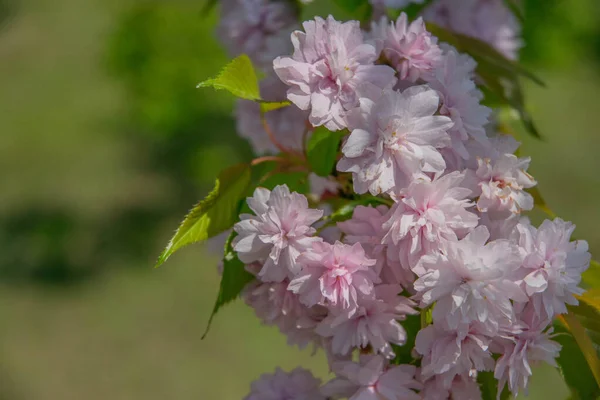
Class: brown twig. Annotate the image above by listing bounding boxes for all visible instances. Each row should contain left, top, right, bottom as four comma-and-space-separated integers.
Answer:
261, 115, 290, 154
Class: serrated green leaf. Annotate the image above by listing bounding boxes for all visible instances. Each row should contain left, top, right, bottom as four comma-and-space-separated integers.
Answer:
156, 163, 252, 267
197, 54, 261, 101
478, 371, 510, 400
307, 127, 345, 177
259, 100, 291, 112
202, 231, 255, 339
554, 316, 600, 400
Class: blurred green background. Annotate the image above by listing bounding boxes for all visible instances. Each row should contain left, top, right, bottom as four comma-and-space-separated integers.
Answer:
0, 0, 599, 398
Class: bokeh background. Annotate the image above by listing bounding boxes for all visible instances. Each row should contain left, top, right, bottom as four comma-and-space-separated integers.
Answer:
0, 0, 599, 398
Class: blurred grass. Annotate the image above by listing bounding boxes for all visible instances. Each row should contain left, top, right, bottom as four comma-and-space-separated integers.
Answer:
0, 0, 597, 399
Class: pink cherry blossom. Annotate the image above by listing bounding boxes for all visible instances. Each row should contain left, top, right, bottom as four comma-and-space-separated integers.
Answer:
469, 152, 536, 217
244, 367, 326, 400
381, 172, 479, 271
425, 46, 492, 160
233, 185, 323, 282
494, 305, 561, 397
416, 322, 495, 387
338, 205, 415, 287
423, 0, 522, 60
218, 0, 298, 69
414, 226, 527, 333
337, 85, 454, 195
322, 355, 422, 400
420, 374, 482, 400
288, 241, 380, 311
243, 271, 327, 348
273, 15, 397, 130
236, 75, 309, 155
371, 13, 443, 82
315, 284, 417, 357
513, 218, 591, 318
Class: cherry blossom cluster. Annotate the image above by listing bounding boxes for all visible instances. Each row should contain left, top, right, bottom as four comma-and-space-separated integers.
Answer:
214, 5, 592, 400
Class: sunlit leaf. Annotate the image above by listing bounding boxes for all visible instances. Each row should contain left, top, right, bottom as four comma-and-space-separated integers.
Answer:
259, 100, 291, 112
202, 231, 255, 339
156, 163, 252, 267
307, 127, 345, 177
197, 54, 261, 101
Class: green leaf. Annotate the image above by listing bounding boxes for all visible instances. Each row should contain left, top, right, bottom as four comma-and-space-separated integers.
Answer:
259, 100, 291, 113
307, 127, 345, 177
478, 371, 510, 400
202, 231, 255, 339
156, 163, 252, 267
197, 54, 261, 101
390, 313, 420, 365
197, 55, 293, 112
554, 315, 600, 400
556, 293, 600, 399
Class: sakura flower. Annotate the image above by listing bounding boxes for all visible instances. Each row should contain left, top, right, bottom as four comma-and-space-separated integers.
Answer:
243, 272, 327, 348
423, 0, 522, 60
513, 218, 591, 318
316, 284, 417, 357
494, 306, 561, 397
371, 14, 443, 82
337, 85, 454, 195
244, 367, 326, 400
236, 75, 309, 155
322, 355, 421, 400
233, 185, 323, 282
218, 0, 298, 69
288, 241, 380, 311
338, 205, 415, 287
425, 46, 491, 160
273, 15, 397, 130
420, 374, 482, 400
469, 151, 536, 217
414, 226, 526, 333
381, 172, 478, 271
416, 322, 495, 387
